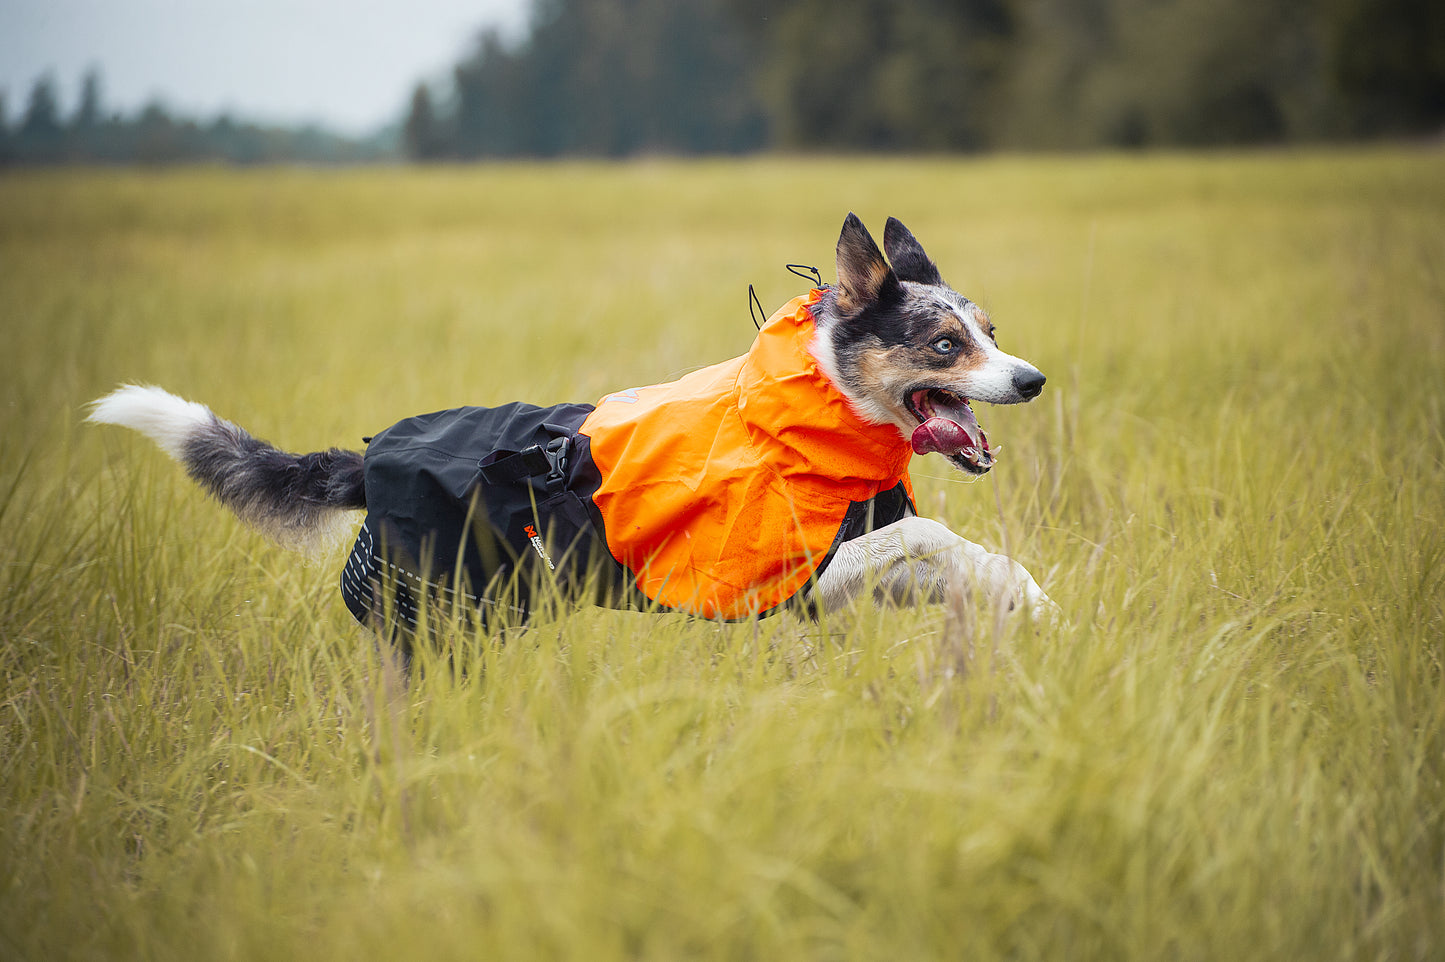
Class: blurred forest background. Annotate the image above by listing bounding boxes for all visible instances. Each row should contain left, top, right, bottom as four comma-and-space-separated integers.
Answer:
3, 0, 1442, 164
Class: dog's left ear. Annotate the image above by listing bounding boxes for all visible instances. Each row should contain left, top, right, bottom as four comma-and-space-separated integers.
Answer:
883, 217, 944, 286
835, 213, 902, 314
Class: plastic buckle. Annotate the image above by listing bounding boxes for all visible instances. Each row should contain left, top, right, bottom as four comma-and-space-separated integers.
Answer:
545, 437, 570, 491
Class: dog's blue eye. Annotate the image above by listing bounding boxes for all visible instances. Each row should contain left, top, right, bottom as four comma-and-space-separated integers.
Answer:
932, 337, 955, 354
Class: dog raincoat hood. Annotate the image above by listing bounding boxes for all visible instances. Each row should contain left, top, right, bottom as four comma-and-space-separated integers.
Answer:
580, 289, 916, 618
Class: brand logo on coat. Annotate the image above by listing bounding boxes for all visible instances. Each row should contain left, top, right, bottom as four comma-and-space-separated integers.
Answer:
524, 523, 555, 571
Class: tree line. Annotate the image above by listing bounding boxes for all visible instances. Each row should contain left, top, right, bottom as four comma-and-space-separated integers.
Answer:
4, 0, 1439, 165
407, 0, 1444, 158
0, 71, 395, 165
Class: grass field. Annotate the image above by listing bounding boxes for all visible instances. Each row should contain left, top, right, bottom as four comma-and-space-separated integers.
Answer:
2, 149, 1443, 960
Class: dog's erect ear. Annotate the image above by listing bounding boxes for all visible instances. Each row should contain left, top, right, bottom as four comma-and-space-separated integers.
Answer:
835, 213, 901, 313
883, 217, 944, 286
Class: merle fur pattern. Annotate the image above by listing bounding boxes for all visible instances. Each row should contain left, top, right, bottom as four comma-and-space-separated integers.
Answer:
826, 215, 971, 353
822, 216, 984, 373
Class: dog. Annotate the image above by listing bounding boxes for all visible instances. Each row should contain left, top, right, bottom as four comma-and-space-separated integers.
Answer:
90, 214, 1057, 639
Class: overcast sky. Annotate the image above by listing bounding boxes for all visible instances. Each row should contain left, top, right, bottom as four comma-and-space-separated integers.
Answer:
1, 0, 532, 134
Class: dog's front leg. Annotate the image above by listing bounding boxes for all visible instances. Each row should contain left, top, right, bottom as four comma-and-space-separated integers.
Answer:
813, 516, 1058, 620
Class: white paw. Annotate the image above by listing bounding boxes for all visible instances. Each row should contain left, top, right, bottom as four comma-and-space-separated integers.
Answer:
985, 555, 1063, 626
1024, 584, 1065, 627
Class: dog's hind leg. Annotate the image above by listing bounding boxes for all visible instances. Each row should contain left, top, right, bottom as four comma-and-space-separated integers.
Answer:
814, 516, 1059, 622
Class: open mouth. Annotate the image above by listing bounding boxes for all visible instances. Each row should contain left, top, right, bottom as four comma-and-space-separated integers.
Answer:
905, 388, 994, 474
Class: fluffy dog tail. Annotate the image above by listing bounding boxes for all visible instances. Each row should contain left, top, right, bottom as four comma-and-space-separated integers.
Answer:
89, 384, 366, 553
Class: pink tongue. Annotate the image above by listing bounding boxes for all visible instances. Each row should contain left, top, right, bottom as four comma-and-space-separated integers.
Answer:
910, 416, 972, 456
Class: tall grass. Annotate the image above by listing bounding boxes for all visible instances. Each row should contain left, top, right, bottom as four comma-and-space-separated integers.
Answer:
2, 150, 1442, 960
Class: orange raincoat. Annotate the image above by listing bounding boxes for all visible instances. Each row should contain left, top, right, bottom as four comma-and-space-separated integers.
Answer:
579, 290, 916, 618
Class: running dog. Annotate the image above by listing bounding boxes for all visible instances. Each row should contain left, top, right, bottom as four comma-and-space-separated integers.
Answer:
90, 214, 1057, 634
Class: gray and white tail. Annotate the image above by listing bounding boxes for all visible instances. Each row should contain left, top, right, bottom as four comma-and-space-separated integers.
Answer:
88, 385, 366, 553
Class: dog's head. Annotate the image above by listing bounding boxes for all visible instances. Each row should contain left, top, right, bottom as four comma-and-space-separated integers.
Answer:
810, 213, 1046, 475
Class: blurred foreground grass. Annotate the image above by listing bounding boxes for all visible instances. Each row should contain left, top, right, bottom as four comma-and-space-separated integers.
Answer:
1, 150, 1443, 960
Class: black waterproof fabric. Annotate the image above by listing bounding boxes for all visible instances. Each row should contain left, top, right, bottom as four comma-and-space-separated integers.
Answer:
340, 402, 627, 630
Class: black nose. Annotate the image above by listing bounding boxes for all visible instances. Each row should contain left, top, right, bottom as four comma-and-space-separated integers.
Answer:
1013, 368, 1046, 400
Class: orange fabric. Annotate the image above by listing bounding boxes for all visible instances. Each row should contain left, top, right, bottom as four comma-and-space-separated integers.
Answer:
579, 290, 915, 618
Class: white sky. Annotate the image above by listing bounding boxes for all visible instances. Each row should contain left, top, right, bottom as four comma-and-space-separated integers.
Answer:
0, 0, 532, 134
